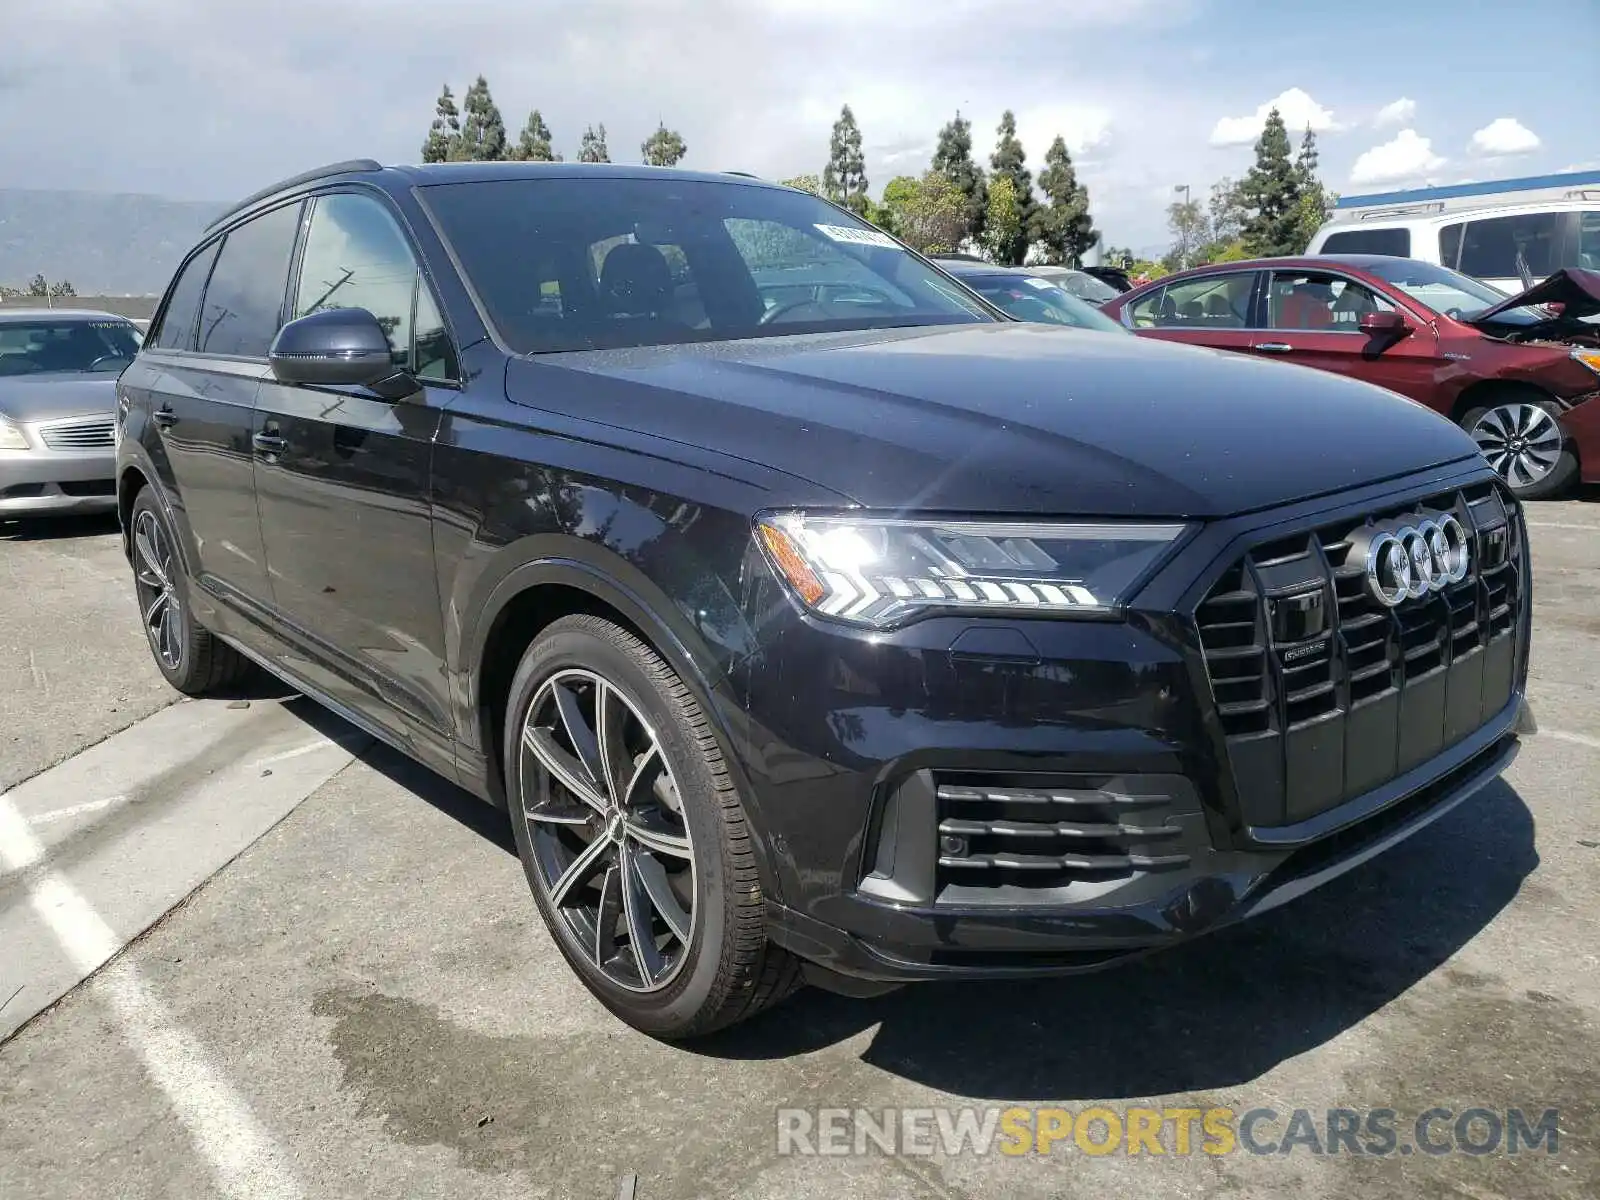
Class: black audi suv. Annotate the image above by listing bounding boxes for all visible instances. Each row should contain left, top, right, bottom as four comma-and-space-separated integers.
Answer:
116, 161, 1533, 1038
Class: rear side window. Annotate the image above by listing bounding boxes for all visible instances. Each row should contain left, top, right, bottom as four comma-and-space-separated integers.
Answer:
152, 243, 218, 352
1127, 273, 1255, 329
1320, 227, 1410, 257
1458, 213, 1562, 280
197, 202, 302, 357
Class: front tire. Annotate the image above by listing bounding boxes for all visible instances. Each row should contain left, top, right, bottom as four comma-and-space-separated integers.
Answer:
504, 614, 800, 1038
1460, 389, 1578, 499
128, 488, 254, 695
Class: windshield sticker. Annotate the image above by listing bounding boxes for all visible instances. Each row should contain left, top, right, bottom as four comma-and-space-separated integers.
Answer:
1024, 277, 1055, 291
814, 224, 899, 249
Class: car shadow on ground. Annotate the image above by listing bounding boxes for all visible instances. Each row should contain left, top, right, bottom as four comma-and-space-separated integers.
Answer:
284, 698, 1537, 1100
0, 512, 122, 541
699, 778, 1538, 1100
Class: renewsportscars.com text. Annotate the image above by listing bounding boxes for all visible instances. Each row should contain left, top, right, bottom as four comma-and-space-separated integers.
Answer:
775, 1105, 1562, 1158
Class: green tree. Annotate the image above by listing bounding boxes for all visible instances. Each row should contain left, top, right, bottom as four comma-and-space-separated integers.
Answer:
880, 170, 967, 254
641, 123, 688, 167
1034, 135, 1096, 265
421, 84, 462, 163
578, 123, 610, 163
821, 105, 869, 217
49, 280, 75, 298
1207, 177, 1246, 244
987, 111, 1035, 264
457, 76, 507, 161
512, 109, 559, 161
1166, 197, 1208, 269
981, 175, 1022, 264
27, 273, 47, 297
781, 174, 822, 196
931, 110, 987, 245
1239, 107, 1302, 257
1292, 127, 1333, 250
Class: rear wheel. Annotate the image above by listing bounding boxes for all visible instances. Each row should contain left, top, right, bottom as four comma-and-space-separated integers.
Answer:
504, 614, 800, 1038
1460, 389, 1578, 499
129, 488, 254, 695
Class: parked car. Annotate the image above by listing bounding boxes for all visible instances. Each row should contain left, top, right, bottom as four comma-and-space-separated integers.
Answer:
1026, 265, 1122, 304
119, 161, 1532, 1038
1307, 177, 1600, 295
1104, 255, 1600, 499
0, 309, 141, 517
934, 259, 1125, 331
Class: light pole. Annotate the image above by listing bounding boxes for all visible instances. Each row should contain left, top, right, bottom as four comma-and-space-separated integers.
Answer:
1174, 184, 1192, 268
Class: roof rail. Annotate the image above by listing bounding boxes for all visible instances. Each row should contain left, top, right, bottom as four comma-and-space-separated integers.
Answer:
206, 158, 384, 231
724, 170, 759, 178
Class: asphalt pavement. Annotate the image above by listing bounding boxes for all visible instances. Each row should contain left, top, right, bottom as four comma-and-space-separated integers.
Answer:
0, 501, 1596, 1200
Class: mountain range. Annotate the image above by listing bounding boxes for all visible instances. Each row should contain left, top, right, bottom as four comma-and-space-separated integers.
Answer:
0, 189, 224, 296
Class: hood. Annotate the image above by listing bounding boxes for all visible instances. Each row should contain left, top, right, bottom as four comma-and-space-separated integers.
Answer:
507, 324, 1482, 519
1463, 268, 1600, 339
0, 373, 119, 424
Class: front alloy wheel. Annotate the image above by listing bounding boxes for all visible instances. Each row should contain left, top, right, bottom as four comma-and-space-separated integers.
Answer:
1469, 402, 1564, 491
504, 615, 800, 1038
518, 668, 696, 992
133, 507, 184, 670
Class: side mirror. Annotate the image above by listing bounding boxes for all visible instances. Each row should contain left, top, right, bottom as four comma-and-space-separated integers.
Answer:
1358, 310, 1411, 338
269, 307, 417, 400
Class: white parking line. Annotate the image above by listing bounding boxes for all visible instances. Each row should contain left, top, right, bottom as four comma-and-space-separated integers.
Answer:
0, 797, 305, 1200
27, 794, 127, 826
248, 738, 343, 770
1524, 521, 1599, 532
1541, 728, 1600, 752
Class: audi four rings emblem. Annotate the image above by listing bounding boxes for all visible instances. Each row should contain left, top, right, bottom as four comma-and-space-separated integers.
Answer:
1365, 514, 1471, 607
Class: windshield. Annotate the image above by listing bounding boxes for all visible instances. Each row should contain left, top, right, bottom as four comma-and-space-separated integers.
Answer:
0, 319, 141, 376
1358, 259, 1537, 321
1051, 270, 1120, 303
421, 177, 996, 354
963, 274, 1124, 332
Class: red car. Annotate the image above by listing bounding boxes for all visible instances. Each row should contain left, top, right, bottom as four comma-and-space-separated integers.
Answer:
1103, 255, 1600, 499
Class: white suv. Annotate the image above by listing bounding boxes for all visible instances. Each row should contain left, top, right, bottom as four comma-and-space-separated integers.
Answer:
1308, 200, 1600, 294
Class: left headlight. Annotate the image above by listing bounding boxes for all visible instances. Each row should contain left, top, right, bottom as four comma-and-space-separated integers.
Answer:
0, 415, 29, 451
755, 510, 1189, 628
1571, 347, 1600, 378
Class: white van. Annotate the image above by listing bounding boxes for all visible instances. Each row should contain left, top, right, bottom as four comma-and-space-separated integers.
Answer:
1307, 170, 1600, 294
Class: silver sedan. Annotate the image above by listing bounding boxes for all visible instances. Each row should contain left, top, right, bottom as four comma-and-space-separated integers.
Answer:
0, 311, 142, 517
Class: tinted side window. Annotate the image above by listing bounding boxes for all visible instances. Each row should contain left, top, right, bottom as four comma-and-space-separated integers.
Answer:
293, 193, 454, 377
1321, 227, 1410, 257
152, 242, 218, 351
198, 203, 302, 357
1458, 213, 1562, 280
1439, 224, 1464, 270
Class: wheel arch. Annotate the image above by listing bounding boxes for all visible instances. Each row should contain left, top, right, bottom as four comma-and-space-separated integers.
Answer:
465, 556, 787, 904
117, 463, 150, 555
1448, 377, 1564, 424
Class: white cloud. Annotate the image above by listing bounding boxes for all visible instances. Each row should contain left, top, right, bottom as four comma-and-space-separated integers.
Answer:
1469, 117, 1541, 156
1349, 129, 1446, 185
1016, 106, 1115, 165
1373, 97, 1415, 127
1209, 88, 1339, 147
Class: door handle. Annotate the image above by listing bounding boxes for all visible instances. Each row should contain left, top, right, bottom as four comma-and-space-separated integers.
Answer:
1254, 342, 1294, 354
152, 407, 178, 429
252, 432, 287, 456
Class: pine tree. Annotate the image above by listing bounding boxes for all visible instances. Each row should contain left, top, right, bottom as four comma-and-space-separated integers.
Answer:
1034, 136, 1096, 265
988, 111, 1036, 264
821, 105, 869, 217
1292, 126, 1332, 251
458, 76, 508, 161
932, 110, 987, 244
1239, 108, 1302, 257
512, 109, 559, 161
422, 84, 461, 163
27, 273, 48, 297
49, 280, 76, 298
641, 123, 688, 167
578, 124, 610, 163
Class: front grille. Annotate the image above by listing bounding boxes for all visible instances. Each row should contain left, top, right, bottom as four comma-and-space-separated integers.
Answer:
40, 418, 115, 450
1195, 481, 1525, 828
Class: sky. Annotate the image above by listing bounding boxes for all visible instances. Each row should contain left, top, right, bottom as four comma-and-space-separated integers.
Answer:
4, 0, 1597, 253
